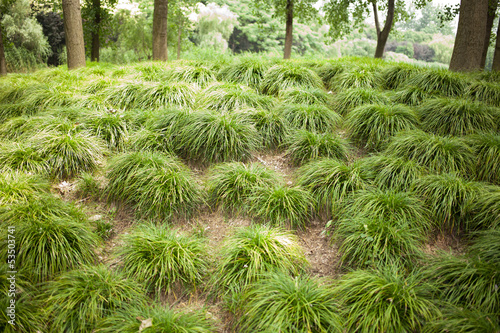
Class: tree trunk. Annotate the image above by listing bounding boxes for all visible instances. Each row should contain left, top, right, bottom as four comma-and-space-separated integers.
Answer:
480, 0, 497, 69
283, 0, 294, 59
449, 0, 489, 72
62, 0, 86, 69
90, 0, 100, 62
177, 19, 182, 60
0, 23, 7, 75
492, 16, 500, 71
152, 0, 168, 61
373, 0, 395, 58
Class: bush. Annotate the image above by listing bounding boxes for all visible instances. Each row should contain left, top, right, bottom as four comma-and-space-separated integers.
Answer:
249, 184, 315, 229
281, 103, 342, 133
385, 130, 473, 174
43, 265, 146, 332
335, 266, 439, 332
199, 83, 275, 111
248, 108, 289, 149
260, 63, 324, 95
285, 130, 350, 166
466, 132, 500, 184
403, 69, 469, 97
238, 273, 342, 333
117, 223, 209, 295
332, 87, 391, 115
207, 162, 281, 214
278, 87, 332, 106
212, 225, 307, 294
347, 104, 420, 151
419, 98, 499, 136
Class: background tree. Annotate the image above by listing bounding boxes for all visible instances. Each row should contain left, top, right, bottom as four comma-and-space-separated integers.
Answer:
36, 11, 65, 66
169, 0, 196, 60
82, 0, 117, 62
62, 0, 86, 69
152, 0, 168, 61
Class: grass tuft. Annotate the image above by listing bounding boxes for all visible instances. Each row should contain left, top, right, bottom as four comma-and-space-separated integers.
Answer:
168, 65, 216, 86
278, 86, 332, 106
331, 67, 380, 90
332, 87, 391, 115
0, 141, 48, 174
281, 103, 342, 133
248, 108, 289, 149
199, 83, 275, 111
260, 63, 324, 95
84, 109, 130, 149
380, 63, 422, 90
466, 132, 500, 184
0, 171, 49, 205
393, 85, 434, 106
218, 56, 269, 88
403, 69, 469, 97
467, 80, 500, 106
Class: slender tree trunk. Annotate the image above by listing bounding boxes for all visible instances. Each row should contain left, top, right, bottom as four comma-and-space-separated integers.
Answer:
492, 16, 500, 71
480, 0, 497, 69
62, 0, 86, 69
373, 0, 395, 58
449, 0, 489, 72
90, 0, 100, 62
177, 18, 182, 60
0, 23, 7, 75
283, 0, 294, 59
152, 0, 168, 61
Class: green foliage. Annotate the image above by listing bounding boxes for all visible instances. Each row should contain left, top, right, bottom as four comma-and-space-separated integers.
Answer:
248, 108, 289, 149
43, 265, 146, 333
412, 173, 482, 232
297, 158, 369, 214
285, 130, 350, 166
332, 87, 390, 115
177, 110, 260, 164
212, 225, 307, 294
238, 273, 342, 333
249, 184, 315, 229
199, 83, 275, 111
393, 85, 433, 106
471, 185, 500, 229
117, 223, 209, 295
127, 127, 169, 153
467, 80, 500, 107
380, 63, 422, 90
207, 162, 281, 213
281, 103, 342, 133
97, 304, 215, 333
278, 87, 332, 107
346, 103, 419, 151
106, 151, 202, 220
317, 62, 345, 89
260, 63, 324, 95
334, 266, 439, 333
331, 67, 380, 90
403, 69, 469, 97
419, 98, 499, 136
424, 306, 500, 333
385, 130, 473, 174
218, 56, 270, 88
0, 171, 49, 205
75, 172, 101, 199
84, 109, 130, 149
466, 133, 500, 184
168, 66, 217, 86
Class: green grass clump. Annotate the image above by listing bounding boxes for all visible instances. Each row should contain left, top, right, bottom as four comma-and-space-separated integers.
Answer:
403, 69, 469, 97
281, 103, 342, 133
380, 63, 421, 90
207, 162, 281, 214
285, 130, 350, 166
278, 87, 332, 106
97, 304, 215, 333
467, 80, 500, 106
335, 266, 439, 333
117, 223, 209, 295
335, 216, 423, 268
297, 158, 370, 214
0, 171, 49, 205
106, 151, 202, 220
466, 132, 500, 184
393, 85, 433, 106
412, 173, 482, 232
238, 273, 342, 333
212, 225, 307, 294
248, 108, 289, 149
84, 109, 130, 149
332, 87, 391, 115
75, 172, 102, 199
178, 111, 260, 164
248, 184, 315, 229
419, 97, 499, 136
0, 141, 48, 174
347, 103, 420, 151
199, 83, 275, 111
317, 62, 345, 89
424, 306, 500, 333
331, 67, 380, 90
218, 56, 269, 88
472, 185, 500, 229
385, 130, 473, 174
43, 265, 146, 333
127, 127, 169, 152
260, 63, 324, 95
168, 65, 216, 86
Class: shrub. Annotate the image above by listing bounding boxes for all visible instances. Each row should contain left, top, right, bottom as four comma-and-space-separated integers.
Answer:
106, 151, 202, 220
331, 67, 380, 90
199, 83, 275, 111
347, 104, 420, 151
0, 141, 48, 174
178, 111, 260, 164
335, 266, 439, 333
84, 109, 130, 149
218, 56, 269, 88
285, 130, 350, 166
248, 108, 289, 149
297, 158, 370, 214
248, 184, 315, 229
393, 85, 433, 106
386, 130, 474, 174
207, 162, 281, 214
403, 69, 469, 97
212, 225, 307, 294
281, 103, 342, 133
332, 87, 391, 115
43, 265, 146, 332
278, 87, 332, 106
260, 63, 324, 95
168, 65, 216, 86
117, 223, 209, 295
0, 171, 49, 205
419, 98, 499, 136
238, 273, 342, 333
466, 132, 500, 184
380, 63, 421, 90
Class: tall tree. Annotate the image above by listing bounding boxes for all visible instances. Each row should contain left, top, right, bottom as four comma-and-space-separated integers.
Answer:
62, 0, 86, 69
449, 0, 489, 72
492, 17, 500, 71
0, 24, 6, 75
152, 0, 168, 61
481, 0, 498, 69
82, 0, 117, 62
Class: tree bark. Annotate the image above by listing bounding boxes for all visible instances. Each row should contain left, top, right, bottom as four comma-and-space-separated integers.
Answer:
492, 16, 500, 71
62, 0, 86, 69
480, 0, 497, 69
283, 0, 294, 59
449, 0, 489, 72
177, 18, 182, 60
152, 0, 168, 61
0, 23, 7, 75
90, 0, 100, 62
373, 0, 395, 58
